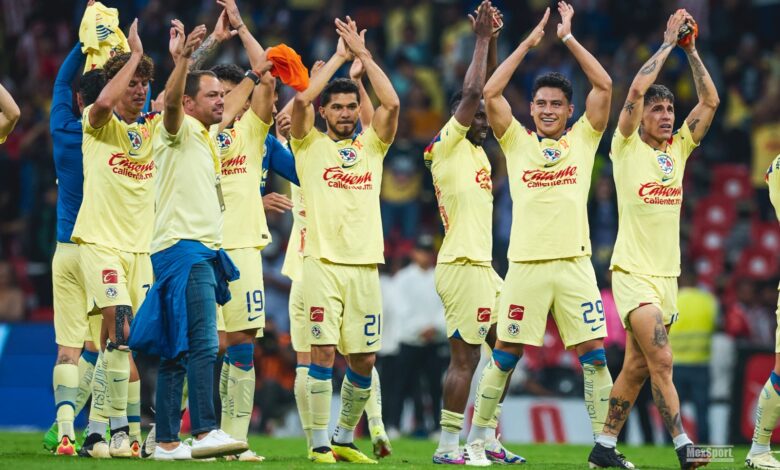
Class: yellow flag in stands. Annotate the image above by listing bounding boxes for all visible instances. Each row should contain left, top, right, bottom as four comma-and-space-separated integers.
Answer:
79, 2, 129, 72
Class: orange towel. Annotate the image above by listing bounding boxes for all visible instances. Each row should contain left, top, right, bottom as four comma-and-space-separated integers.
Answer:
266, 44, 309, 92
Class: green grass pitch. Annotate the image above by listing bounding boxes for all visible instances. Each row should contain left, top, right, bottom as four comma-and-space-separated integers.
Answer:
0, 432, 750, 469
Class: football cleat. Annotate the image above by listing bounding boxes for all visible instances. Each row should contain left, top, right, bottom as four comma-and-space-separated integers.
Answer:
332, 441, 377, 464
43, 423, 58, 452
746, 451, 780, 470
55, 436, 76, 456
310, 446, 337, 464
370, 423, 393, 458
485, 437, 526, 464
433, 449, 467, 464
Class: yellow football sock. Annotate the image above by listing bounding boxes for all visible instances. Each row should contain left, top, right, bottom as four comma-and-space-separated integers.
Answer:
219, 357, 229, 427
225, 363, 255, 442
487, 403, 503, 432
438, 410, 464, 451
473, 359, 509, 428
364, 367, 384, 427
294, 366, 313, 447
75, 352, 97, 415
53, 363, 79, 440
127, 379, 141, 440
580, 350, 613, 437
336, 377, 371, 432
753, 376, 780, 447
104, 348, 130, 417
307, 375, 333, 449
89, 350, 111, 426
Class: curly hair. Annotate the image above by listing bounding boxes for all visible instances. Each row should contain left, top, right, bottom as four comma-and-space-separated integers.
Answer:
103, 52, 155, 82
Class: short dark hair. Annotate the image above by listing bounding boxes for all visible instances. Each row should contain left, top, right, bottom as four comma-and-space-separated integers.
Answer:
103, 52, 154, 81
532, 72, 573, 103
321, 78, 360, 106
644, 84, 675, 106
210, 64, 244, 85
185, 70, 218, 98
78, 69, 106, 107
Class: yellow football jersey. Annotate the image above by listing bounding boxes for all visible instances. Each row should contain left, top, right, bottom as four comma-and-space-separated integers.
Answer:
72, 106, 160, 252
215, 109, 272, 250
79, 1, 129, 72
610, 121, 698, 277
424, 116, 493, 264
291, 126, 390, 265
281, 184, 306, 282
766, 153, 780, 227
152, 115, 223, 253
498, 115, 603, 262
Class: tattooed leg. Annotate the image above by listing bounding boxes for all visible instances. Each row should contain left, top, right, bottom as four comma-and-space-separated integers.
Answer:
630, 304, 685, 438
601, 331, 649, 436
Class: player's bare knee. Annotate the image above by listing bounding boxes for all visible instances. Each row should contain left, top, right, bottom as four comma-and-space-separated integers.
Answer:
646, 348, 673, 378
311, 345, 336, 367
347, 352, 375, 376
575, 338, 604, 356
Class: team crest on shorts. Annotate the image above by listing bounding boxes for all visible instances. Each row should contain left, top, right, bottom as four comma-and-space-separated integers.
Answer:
216, 131, 234, 153
542, 147, 561, 164
339, 148, 358, 168
657, 154, 674, 176
507, 323, 519, 336
311, 325, 322, 339
127, 130, 143, 151
478, 325, 488, 338
105, 287, 118, 299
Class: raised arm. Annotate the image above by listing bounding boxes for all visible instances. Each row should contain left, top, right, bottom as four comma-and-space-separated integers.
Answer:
89, 19, 143, 129
680, 15, 719, 144
219, 0, 270, 75
617, 11, 686, 138
453, 1, 492, 127
51, 43, 84, 125
350, 59, 374, 128
163, 20, 207, 134
291, 46, 348, 139
188, 9, 237, 71
556, 2, 611, 131
336, 17, 400, 143
484, 8, 549, 138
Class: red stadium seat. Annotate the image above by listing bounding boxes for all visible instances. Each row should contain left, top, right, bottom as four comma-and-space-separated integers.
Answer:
689, 224, 728, 257
692, 195, 737, 231
711, 164, 753, 201
752, 221, 780, 253
735, 248, 779, 281
694, 253, 724, 288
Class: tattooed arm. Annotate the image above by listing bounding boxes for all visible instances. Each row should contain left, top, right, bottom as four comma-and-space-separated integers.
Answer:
617, 11, 686, 138
680, 20, 719, 143
188, 10, 237, 71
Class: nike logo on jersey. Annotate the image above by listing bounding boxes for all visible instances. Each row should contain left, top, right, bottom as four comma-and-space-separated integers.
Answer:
366, 339, 380, 346
590, 324, 605, 332
248, 314, 262, 322
113, 378, 128, 382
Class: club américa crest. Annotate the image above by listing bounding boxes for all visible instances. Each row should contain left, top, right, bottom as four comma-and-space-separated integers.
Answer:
339, 147, 358, 168
127, 130, 143, 151
657, 153, 674, 176
216, 130, 234, 154
542, 147, 561, 164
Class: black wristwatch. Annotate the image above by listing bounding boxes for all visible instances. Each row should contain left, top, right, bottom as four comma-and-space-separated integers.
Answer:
244, 70, 261, 85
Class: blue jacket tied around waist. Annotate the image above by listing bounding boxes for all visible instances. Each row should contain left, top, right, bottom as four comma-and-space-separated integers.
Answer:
129, 240, 239, 359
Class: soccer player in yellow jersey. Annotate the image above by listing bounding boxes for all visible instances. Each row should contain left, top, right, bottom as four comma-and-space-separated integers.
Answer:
198, 0, 275, 461
424, 2, 521, 465
749, 153, 780, 470
290, 16, 399, 464
72, 19, 155, 459
587, 10, 719, 470
0, 81, 20, 143
469, 2, 617, 461
278, 58, 392, 460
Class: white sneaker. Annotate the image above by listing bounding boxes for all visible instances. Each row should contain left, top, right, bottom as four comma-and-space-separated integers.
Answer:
109, 431, 133, 458
747, 451, 780, 470
141, 424, 156, 458
225, 449, 265, 461
190, 429, 248, 459
153, 442, 192, 461
464, 439, 492, 467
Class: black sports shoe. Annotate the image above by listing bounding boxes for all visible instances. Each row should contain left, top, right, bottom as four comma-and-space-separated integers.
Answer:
588, 443, 632, 469
78, 433, 110, 458
676, 443, 709, 469
615, 449, 636, 469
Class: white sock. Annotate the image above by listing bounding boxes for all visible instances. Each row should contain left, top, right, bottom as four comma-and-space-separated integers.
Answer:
332, 425, 354, 445
467, 424, 492, 444
596, 434, 617, 448
673, 433, 693, 449
437, 428, 460, 452
751, 442, 771, 455
311, 428, 329, 449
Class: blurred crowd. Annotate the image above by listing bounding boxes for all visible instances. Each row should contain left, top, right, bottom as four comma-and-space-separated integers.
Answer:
0, 0, 779, 442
